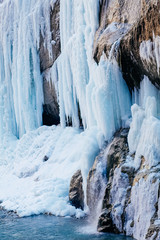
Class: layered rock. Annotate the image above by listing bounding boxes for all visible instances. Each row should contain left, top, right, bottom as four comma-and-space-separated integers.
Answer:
94, 0, 160, 91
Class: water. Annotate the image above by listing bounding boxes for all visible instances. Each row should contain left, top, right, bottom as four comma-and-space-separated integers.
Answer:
0, 210, 133, 240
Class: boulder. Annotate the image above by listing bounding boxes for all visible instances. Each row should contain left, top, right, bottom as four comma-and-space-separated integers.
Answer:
69, 170, 84, 210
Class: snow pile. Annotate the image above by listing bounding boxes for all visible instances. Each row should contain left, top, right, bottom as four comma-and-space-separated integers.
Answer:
0, 125, 102, 217
128, 76, 160, 169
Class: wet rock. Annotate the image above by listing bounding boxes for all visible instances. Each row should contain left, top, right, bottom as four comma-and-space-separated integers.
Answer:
97, 209, 119, 233
87, 149, 107, 211
146, 224, 160, 240
69, 170, 84, 210
97, 128, 134, 234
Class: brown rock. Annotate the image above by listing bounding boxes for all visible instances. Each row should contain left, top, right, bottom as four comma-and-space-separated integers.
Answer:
94, 0, 160, 91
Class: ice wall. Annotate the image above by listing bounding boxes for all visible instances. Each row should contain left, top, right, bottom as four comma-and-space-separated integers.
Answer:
0, 0, 132, 219
49, 0, 132, 141
0, 0, 131, 141
0, 0, 56, 138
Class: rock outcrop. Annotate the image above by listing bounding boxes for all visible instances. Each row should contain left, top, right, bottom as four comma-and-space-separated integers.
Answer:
69, 170, 84, 210
94, 0, 160, 91
87, 149, 107, 212
95, 128, 160, 240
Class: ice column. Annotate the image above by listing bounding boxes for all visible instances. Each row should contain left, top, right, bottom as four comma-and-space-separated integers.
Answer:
58, 0, 131, 140
0, 0, 55, 138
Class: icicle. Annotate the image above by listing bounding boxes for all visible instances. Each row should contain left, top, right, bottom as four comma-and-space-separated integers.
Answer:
0, 0, 57, 138
57, 0, 131, 139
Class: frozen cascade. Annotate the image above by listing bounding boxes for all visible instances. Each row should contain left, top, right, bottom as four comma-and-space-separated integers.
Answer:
53, 0, 131, 140
0, 0, 56, 138
0, 0, 132, 218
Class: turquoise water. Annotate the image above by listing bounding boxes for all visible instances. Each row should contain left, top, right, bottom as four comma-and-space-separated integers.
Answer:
0, 210, 133, 240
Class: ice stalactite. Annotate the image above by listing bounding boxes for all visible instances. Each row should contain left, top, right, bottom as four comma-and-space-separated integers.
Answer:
0, 0, 57, 138
0, 0, 132, 219
52, 0, 131, 140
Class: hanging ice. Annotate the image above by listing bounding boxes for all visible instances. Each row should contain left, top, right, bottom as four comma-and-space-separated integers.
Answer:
0, 0, 132, 217
54, 0, 131, 140
0, 0, 56, 138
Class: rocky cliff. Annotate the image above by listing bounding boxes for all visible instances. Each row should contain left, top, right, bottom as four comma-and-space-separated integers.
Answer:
94, 129, 160, 239
67, 1, 160, 239
94, 0, 160, 91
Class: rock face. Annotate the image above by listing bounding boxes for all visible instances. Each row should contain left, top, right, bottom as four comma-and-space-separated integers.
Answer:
87, 149, 107, 212
69, 170, 84, 210
96, 129, 130, 233
95, 128, 160, 240
39, 0, 60, 125
120, 1, 160, 91
94, 0, 160, 91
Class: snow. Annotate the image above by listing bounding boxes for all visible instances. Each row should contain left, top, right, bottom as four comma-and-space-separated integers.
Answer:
0, 2, 160, 239
0, 125, 102, 217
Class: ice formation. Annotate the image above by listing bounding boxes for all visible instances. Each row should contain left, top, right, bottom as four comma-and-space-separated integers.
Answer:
128, 76, 160, 169
0, 0, 132, 217
55, 0, 131, 139
0, 0, 160, 239
123, 75, 160, 236
0, 0, 56, 138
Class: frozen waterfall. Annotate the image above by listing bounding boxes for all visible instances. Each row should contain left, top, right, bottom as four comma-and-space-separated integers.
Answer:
0, 0, 132, 218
